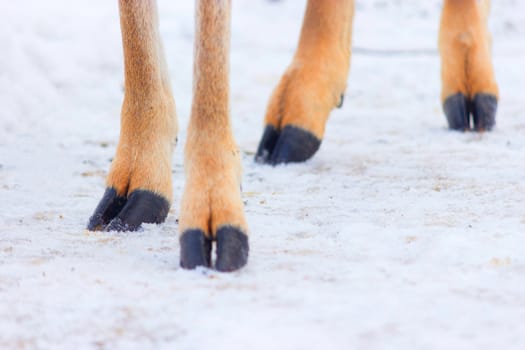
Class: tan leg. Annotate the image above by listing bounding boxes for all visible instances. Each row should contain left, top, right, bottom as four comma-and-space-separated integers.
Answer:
88, 0, 177, 231
256, 0, 354, 164
439, 0, 498, 131
179, 0, 248, 271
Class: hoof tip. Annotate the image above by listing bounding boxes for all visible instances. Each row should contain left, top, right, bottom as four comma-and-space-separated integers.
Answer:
255, 125, 280, 164
215, 226, 249, 272
180, 227, 249, 272
87, 188, 127, 231
88, 188, 170, 232
443, 93, 469, 131
270, 125, 321, 165
180, 229, 212, 269
255, 125, 321, 165
472, 93, 497, 131
443, 93, 497, 132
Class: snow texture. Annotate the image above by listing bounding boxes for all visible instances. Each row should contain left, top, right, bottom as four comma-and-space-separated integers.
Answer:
1, 0, 524, 349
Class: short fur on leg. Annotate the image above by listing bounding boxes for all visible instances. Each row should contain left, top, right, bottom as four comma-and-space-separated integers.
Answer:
88, 0, 177, 232
179, 0, 249, 271
256, 0, 355, 164
439, 0, 498, 131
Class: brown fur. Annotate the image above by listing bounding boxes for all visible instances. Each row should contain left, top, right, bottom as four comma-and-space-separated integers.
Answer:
108, 0, 177, 202
100, 0, 498, 253
264, 0, 355, 139
439, 0, 498, 101
179, 0, 247, 238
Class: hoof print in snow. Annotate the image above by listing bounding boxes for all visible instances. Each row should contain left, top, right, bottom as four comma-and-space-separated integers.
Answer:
180, 229, 212, 269
472, 93, 497, 131
88, 188, 170, 232
215, 226, 249, 272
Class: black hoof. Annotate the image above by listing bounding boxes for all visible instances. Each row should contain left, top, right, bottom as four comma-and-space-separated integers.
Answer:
472, 93, 497, 131
255, 125, 280, 164
443, 93, 470, 131
87, 188, 127, 231
103, 189, 170, 232
255, 125, 321, 165
180, 229, 212, 269
270, 125, 321, 165
215, 226, 249, 272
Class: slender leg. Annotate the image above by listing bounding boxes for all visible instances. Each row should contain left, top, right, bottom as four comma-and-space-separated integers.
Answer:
256, 0, 354, 165
179, 0, 248, 271
88, 0, 177, 231
439, 0, 498, 131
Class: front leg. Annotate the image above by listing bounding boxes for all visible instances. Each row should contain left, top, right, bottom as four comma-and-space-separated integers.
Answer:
256, 0, 354, 165
88, 0, 177, 232
179, 0, 248, 272
440, 0, 498, 131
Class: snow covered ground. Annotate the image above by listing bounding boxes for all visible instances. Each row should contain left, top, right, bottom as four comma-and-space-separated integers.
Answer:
1, 0, 524, 349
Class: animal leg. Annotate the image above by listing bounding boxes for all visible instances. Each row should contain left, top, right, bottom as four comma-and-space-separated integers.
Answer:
256, 0, 355, 164
440, 0, 498, 131
179, 0, 248, 272
88, 0, 177, 231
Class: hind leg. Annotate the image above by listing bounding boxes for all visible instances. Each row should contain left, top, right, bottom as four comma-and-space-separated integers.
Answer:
88, 0, 177, 231
440, 0, 498, 131
256, 0, 354, 165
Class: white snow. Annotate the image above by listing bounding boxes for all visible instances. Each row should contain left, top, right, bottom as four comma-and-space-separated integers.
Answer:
1, 1, 524, 349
